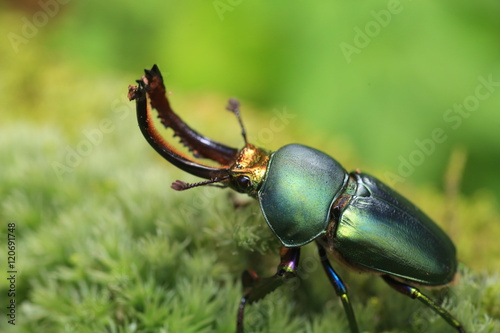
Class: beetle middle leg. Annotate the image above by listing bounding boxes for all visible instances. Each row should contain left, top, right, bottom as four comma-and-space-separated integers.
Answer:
317, 243, 359, 333
382, 275, 465, 333
237, 246, 300, 333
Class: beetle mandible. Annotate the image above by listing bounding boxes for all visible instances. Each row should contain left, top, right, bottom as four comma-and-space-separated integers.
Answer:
127, 65, 465, 333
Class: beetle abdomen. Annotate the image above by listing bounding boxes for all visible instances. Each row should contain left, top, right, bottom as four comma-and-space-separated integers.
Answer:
258, 144, 349, 247
333, 173, 457, 286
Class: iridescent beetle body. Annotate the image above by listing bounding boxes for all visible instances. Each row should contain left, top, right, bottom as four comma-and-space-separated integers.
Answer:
128, 65, 465, 333
260, 144, 348, 247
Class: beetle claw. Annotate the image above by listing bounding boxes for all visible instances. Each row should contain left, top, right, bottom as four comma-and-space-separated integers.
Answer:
241, 270, 260, 288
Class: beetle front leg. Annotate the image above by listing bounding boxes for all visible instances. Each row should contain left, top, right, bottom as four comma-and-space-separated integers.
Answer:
382, 275, 465, 333
237, 246, 300, 333
317, 243, 359, 333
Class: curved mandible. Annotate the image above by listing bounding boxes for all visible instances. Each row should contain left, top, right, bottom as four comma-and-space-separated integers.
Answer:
128, 66, 235, 180
135, 65, 239, 164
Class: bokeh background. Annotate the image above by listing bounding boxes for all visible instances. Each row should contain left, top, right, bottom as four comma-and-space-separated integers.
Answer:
1, 1, 499, 332
2, 0, 500, 194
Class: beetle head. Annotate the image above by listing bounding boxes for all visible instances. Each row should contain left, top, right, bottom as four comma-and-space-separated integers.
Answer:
128, 65, 269, 198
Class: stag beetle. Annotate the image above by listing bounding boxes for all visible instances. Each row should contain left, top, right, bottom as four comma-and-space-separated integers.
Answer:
127, 65, 465, 333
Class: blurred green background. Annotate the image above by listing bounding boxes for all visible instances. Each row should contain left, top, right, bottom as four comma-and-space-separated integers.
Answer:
2, 0, 500, 195
1, 1, 499, 332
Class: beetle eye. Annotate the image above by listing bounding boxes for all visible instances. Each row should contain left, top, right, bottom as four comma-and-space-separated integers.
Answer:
235, 175, 252, 191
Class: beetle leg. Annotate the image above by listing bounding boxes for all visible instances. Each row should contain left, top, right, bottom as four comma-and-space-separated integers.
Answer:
382, 275, 465, 333
317, 243, 359, 333
236, 246, 300, 333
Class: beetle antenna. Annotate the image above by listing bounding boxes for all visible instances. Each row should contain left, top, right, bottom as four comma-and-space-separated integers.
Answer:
171, 177, 228, 191
226, 98, 248, 145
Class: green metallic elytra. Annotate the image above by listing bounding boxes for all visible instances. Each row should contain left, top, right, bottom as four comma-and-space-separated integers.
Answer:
258, 144, 348, 247
332, 173, 457, 285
